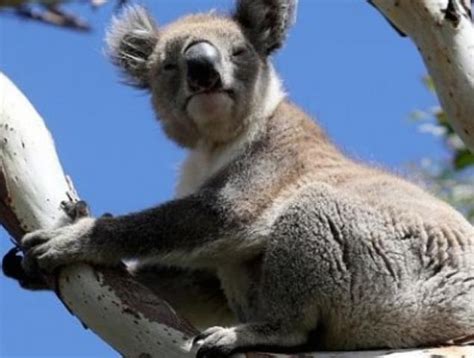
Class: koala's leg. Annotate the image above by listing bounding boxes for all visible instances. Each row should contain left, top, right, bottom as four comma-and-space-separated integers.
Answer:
130, 264, 236, 329
261, 183, 474, 350
194, 322, 309, 358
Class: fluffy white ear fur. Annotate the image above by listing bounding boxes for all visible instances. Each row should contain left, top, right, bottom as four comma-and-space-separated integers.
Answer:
105, 5, 159, 88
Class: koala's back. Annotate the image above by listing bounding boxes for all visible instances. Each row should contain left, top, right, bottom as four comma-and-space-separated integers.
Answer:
101, 1, 474, 352
241, 101, 474, 350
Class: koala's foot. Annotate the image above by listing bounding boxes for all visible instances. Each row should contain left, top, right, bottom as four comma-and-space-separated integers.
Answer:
193, 322, 308, 358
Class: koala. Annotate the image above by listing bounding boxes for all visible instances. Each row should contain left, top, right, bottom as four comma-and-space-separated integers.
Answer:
21, 1, 474, 357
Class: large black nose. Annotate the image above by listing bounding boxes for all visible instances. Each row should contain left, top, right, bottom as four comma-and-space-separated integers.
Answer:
185, 42, 222, 93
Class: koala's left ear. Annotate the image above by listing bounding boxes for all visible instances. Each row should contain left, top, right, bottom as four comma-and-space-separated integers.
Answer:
106, 5, 159, 89
234, 0, 298, 56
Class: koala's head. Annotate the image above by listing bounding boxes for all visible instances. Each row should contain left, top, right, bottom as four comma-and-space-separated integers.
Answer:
106, 1, 297, 148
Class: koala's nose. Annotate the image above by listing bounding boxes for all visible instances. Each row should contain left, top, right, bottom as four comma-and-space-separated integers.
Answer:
185, 42, 222, 92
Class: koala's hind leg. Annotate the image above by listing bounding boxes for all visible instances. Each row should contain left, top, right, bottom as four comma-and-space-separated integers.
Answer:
194, 322, 309, 358
130, 264, 236, 329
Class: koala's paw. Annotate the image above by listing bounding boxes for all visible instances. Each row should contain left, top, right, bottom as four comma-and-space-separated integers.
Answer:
193, 326, 238, 358
21, 217, 96, 274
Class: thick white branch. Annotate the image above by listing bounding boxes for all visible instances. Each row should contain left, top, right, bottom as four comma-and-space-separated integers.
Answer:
0, 72, 196, 358
1, 72, 473, 357
371, 0, 474, 151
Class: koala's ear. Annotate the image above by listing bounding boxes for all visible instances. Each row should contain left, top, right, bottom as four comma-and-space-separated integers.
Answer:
234, 0, 298, 56
106, 5, 159, 89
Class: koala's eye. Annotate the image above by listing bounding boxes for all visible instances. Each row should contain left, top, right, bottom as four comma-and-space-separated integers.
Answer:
163, 63, 178, 72
232, 47, 248, 58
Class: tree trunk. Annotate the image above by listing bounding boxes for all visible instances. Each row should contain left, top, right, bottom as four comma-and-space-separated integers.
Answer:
1, 72, 473, 357
370, 0, 474, 152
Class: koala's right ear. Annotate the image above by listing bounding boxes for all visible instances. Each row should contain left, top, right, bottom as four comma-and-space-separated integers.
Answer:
234, 0, 298, 56
106, 5, 159, 89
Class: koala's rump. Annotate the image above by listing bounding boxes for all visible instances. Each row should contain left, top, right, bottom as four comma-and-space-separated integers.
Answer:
255, 182, 474, 349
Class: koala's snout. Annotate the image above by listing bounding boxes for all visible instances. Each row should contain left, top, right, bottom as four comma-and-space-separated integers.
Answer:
185, 42, 222, 93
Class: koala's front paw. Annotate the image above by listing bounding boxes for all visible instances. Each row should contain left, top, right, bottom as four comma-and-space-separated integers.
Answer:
193, 326, 238, 358
21, 218, 96, 274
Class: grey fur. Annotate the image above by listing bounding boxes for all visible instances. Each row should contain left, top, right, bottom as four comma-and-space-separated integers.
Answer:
106, 5, 159, 88
22, 1, 474, 357
234, 0, 298, 54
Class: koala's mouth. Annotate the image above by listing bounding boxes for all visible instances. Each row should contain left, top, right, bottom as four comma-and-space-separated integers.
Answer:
185, 89, 234, 108
185, 90, 235, 121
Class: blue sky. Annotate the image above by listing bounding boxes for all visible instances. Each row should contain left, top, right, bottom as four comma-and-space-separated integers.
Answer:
0, 0, 444, 356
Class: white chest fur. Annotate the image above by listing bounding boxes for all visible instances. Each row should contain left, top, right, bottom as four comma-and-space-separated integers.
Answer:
175, 65, 285, 198
175, 128, 253, 198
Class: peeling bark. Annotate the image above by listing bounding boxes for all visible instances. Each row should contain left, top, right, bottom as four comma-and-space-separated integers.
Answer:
1, 72, 473, 358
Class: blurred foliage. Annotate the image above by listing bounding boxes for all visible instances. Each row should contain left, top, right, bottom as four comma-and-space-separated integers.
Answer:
412, 76, 474, 223
0, 0, 125, 31
0, 0, 107, 8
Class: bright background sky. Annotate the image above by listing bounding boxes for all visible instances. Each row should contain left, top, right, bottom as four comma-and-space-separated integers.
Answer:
0, 0, 445, 356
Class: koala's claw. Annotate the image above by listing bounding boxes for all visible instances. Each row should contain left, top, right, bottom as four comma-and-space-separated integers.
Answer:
22, 229, 53, 250
22, 240, 68, 274
30, 244, 63, 273
21, 249, 41, 276
194, 327, 238, 358
193, 327, 222, 346
61, 200, 90, 221
21, 229, 60, 274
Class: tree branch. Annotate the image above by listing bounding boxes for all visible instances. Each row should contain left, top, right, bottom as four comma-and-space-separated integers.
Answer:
0, 71, 197, 357
370, 0, 474, 152
1, 73, 473, 357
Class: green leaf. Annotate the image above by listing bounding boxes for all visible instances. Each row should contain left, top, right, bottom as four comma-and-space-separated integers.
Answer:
422, 76, 436, 93
454, 150, 474, 170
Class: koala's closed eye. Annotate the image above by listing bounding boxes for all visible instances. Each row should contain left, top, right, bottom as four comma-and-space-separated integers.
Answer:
103, 3, 474, 355
162, 62, 178, 72
232, 46, 249, 57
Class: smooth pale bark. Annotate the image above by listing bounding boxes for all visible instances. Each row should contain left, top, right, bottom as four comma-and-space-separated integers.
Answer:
370, 0, 474, 151
0, 72, 197, 357
1, 74, 473, 358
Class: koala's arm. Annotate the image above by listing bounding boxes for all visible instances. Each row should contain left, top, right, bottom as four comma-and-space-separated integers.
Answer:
92, 189, 248, 264
21, 142, 294, 272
